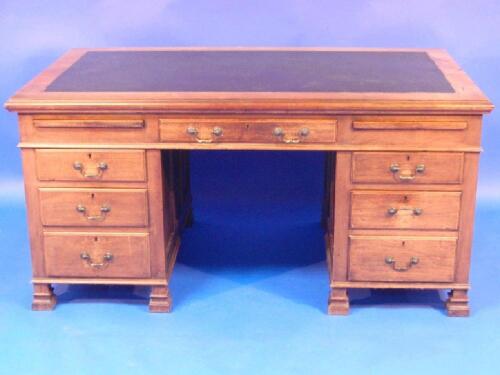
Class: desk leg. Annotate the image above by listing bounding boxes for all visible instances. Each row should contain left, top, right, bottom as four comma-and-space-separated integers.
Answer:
446, 289, 469, 317
326, 152, 351, 315
149, 285, 172, 313
32, 283, 56, 311
328, 288, 349, 315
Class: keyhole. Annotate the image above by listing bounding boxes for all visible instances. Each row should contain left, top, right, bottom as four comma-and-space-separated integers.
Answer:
87, 153, 92, 159
402, 241, 406, 246
404, 195, 408, 202
94, 236, 98, 242
406, 155, 410, 161
91, 193, 95, 199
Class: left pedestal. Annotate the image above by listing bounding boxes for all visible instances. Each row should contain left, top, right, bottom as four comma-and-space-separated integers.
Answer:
19, 116, 188, 312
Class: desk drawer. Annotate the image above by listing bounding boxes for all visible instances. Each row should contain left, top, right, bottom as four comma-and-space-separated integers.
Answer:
44, 232, 151, 278
159, 119, 336, 145
39, 188, 149, 227
36, 150, 146, 182
350, 191, 461, 230
348, 235, 456, 282
351, 152, 463, 184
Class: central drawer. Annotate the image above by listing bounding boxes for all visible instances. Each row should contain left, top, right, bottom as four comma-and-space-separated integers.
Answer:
39, 188, 149, 227
350, 191, 461, 230
44, 232, 151, 278
348, 235, 457, 282
159, 119, 336, 144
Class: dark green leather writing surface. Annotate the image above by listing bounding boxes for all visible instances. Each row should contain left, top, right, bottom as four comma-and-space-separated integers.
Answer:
46, 51, 454, 93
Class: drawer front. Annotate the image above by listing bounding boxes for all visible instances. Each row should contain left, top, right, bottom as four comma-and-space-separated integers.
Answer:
351, 152, 463, 184
39, 188, 149, 227
350, 191, 461, 230
36, 150, 146, 182
44, 232, 151, 278
348, 235, 457, 282
159, 119, 336, 144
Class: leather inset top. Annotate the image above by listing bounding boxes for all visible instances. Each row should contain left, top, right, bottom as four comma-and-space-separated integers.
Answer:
46, 51, 454, 93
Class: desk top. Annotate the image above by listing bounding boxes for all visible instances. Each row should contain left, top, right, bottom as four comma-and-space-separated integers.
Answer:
5, 48, 493, 114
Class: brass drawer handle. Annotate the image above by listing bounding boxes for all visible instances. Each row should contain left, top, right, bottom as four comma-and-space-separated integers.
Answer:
387, 207, 423, 216
186, 126, 223, 143
80, 252, 113, 269
73, 161, 108, 178
76, 204, 111, 221
385, 256, 419, 272
389, 163, 425, 181
273, 127, 310, 144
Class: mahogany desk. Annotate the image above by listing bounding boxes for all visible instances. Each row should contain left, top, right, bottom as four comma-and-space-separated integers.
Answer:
5, 48, 493, 316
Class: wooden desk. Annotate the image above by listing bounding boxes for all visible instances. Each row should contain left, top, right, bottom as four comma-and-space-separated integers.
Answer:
5, 48, 493, 316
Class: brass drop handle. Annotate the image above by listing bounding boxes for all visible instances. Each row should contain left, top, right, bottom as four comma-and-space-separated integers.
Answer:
186, 126, 223, 143
80, 252, 113, 269
385, 256, 419, 272
76, 204, 111, 221
273, 127, 310, 144
389, 163, 425, 181
387, 207, 423, 216
73, 161, 108, 178
413, 208, 423, 216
